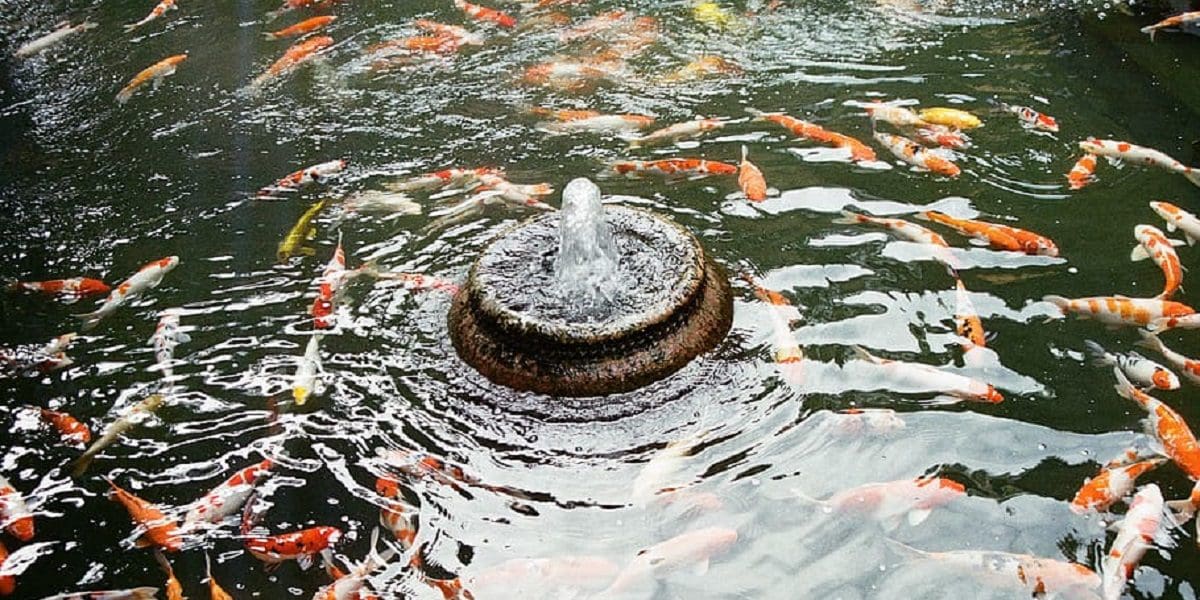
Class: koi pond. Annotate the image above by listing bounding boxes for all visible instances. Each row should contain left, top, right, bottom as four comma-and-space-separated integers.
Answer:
3, 0, 1200, 598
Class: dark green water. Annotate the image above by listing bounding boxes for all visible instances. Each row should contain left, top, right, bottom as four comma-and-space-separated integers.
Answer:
3, 0, 1200, 598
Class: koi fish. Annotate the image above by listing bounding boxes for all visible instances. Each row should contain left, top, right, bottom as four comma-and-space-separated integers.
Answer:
0, 335, 75, 377
628, 118, 725, 148
747, 108, 875, 162
245, 525, 342, 570
251, 35, 333, 90
15, 20, 97, 58
106, 477, 184, 552
124, 0, 177, 33
918, 107, 982, 130
954, 279, 986, 351
454, 0, 516, 28
1080, 138, 1200, 188
737, 145, 767, 202
206, 554, 234, 600
559, 10, 629, 42
379, 450, 481, 490
376, 477, 417, 549
38, 408, 91, 446
278, 199, 329, 263
1142, 11, 1200, 40
7, 277, 109, 298
741, 274, 803, 367
887, 540, 1100, 597
151, 309, 190, 380
1148, 313, 1200, 332
466, 556, 619, 595
264, 15, 336, 40
72, 394, 165, 477
864, 101, 928, 128
630, 429, 707, 504
1070, 459, 1164, 514
314, 528, 395, 600
1101, 484, 1172, 600
1112, 367, 1200, 480
1085, 339, 1178, 390
342, 191, 421, 216
603, 528, 737, 594
310, 237, 345, 330
293, 334, 322, 405
425, 185, 553, 232
920, 211, 1057, 256
0, 476, 34, 542
913, 125, 971, 150
266, 0, 327, 21
521, 59, 620, 92
383, 167, 500, 193
1043, 295, 1194, 329
795, 477, 965, 529
1132, 224, 1185, 299
372, 272, 459, 294
414, 20, 485, 47
874, 132, 961, 177
832, 209, 950, 247
0, 540, 11, 596
185, 459, 273, 526
612, 158, 737, 178
116, 54, 187, 104
535, 110, 655, 135
852, 346, 1004, 404
828, 408, 906, 435
154, 551, 184, 600
75, 256, 179, 331
993, 100, 1058, 132
692, 1, 736, 29
42, 588, 160, 600
1150, 201, 1200, 246
660, 55, 741, 83
258, 159, 345, 198
1136, 331, 1200, 388
1067, 154, 1098, 190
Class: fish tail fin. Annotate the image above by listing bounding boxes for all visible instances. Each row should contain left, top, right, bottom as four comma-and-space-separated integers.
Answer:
1140, 24, 1157, 40
745, 107, 775, 121
115, 87, 134, 105
1136, 328, 1165, 354
851, 345, 882, 364
70, 452, 95, 478
741, 144, 749, 163
1111, 366, 1137, 402
122, 23, 139, 33
130, 588, 159, 600
1041, 295, 1069, 313
73, 310, 102, 331
831, 206, 867, 225
1184, 168, 1200, 189
80, 21, 99, 31
1083, 340, 1114, 367
261, 32, 277, 40
911, 210, 934, 223
154, 549, 174, 577
882, 538, 928, 561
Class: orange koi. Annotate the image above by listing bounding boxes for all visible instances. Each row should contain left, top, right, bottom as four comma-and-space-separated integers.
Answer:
252, 35, 332, 88
920, 211, 1058, 256
737, 145, 767, 202
384, 167, 500, 193
263, 15, 336, 40
521, 59, 619, 92
888, 540, 1100, 598
747, 108, 875, 162
454, 0, 516, 28
245, 526, 342, 569
38, 408, 91, 446
1045, 295, 1194, 328
1133, 224, 1185, 299
660, 55, 741, 83
832, 209, 949, 247
106, 477, 184, 552
533, 109, 655, 135
124, 0, 177, 33
953, 279, 986, 350
612, 158, 737, 178
874, 132, 960, 177
8, 277, 110, 297
1113, 368, 1200, 480
0, 476, 33, 542
154, 551, 184, 600
740, 274, 803, 368
1080, 138, 1200, 188
116, 53, 187, 104
1142, 11, 1200, 40
1070, 459, 1164, 514
1067, 154, 1097, 190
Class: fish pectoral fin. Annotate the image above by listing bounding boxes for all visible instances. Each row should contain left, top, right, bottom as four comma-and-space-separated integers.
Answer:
1186, 233, 1198, 246
1169, 238, 1188, 247
692, 558, 710, 576
297, 553, 316, 571
967, 237, 990, 247
906, 508, 933, 527
1131, 246, 1151, 261
134, 536, 154, 549
924, 395, 963, 406
176, 332, 192, 344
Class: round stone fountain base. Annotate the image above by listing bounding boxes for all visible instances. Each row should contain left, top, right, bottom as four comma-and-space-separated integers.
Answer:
448, 206, 733, 397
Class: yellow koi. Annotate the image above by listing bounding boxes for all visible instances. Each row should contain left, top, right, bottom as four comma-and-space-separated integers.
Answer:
277, 199, 329, 263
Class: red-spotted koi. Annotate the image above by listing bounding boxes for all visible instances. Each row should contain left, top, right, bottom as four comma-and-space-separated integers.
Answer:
1151, 201, 1200, 247
832, 209, 949, 246
612, 158, 737, 178
154, 551, 184, 600
853, 345, 1004, 404
15, 20, 97, 59
875, 131, 960, 177
477, 173, 554, 203
8, 277, 110, 298
954, 279, 986, 351
383, 167, 501, 193
0, 476, 34, 542
75, 256, 179, 331
293, 334, 322, 405
38, 407, 91, 446
251, 35, 333, 89
185, 459, 273, 526
628, 118, 725, 148
1142, 11, 1200, 40
864, 101, 928, 128
151, 309, 189, 379
311, 235, 347, 330
1070, 459, 1164, 514
313, 529, 395, 600
920, 211, 1058, 256
380, 449, 482, 490
797, 477, 965, 529
414, 20, 485, 47
887, 540, 1101, 598
1044, 295, 1194, 328
1148, 313, 1200, 332
1113, 367, 1200, 479
913, 125, 971, 150
454, 0, 516, 28
533, 109, 655, 135
257, 159, 345, 198
72, 394, 165, 477
246, 525, 342, 570
1133, 224, 1185, 299
603, 528, 737, 594
264, 15, 336, 40
106, 477, 184, 552
376, 477, 417, 549
42, 588, 160, 600
1102, 484, 1172, 600
1085, 339, 1178, 391
1067, 154, 1098, 190
1137, 330, 1200, 388
829, 408, 906, 435
994, 101, 1058, 132
124, 0, 177, 33
748, 108, 875, 161
1080, 138, 1200, 188
737, 145, 768, 202
116, 53, 187, 104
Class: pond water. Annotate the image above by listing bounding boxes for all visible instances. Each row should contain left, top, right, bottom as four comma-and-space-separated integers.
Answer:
3, 0, 1200, 598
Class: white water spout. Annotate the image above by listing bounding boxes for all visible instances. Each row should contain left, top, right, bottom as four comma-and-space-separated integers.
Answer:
555, 178, 621, 314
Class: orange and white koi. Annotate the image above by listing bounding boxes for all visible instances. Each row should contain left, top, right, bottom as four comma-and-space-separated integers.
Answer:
454, 0, 516, 28
864, 101, 928, 128
875, 132, 961, 177
1137, 330, 1200, 388
737, 145, 768, 202
1142, 11, 1200, 40
913, 125, 971, 150
8, 277, 110, 298
829, 408, 907, 435
628, 429, 706, 504
521, 58, 620, 92
314, 529, 395, 600
251, 35, 333, 89
206, 554, 234, 600
833, 209, 950, 246
603, 528, 737, 594
1113, 367, 1200, 480
994, 100, 1058, 132
1151, 201, 1200, 247
154, 551, 184, 600
124, 0, 177, 33
797, 477, 965, 529
0, 335, 75, 377
342, 191, 421, 216
375, 477, 417, 549
1085, 339, 1178, 391
920, 211, 1058, 256
72, 394, 165, 478
383, 167, 501, 193
185, 459, 273, 526
257, 159, 345, 198
954, 279, 986, 351
628, 118, 725, 148
38, 407, 91, 446
1133, 224, 1185, 299
373, 272, 459, 294
918, 107, 982, 130
660, 55, 741, 83
1044, 295, 1194, 329
1080, 138, 1200, 188
151, 309, 190, 380
116, 54, 187, 104
42, 588, 160, 600
15, 20, 97, 58
264, 15, 336, 40
106, 477, 184, 552
1070, 459, 1164, 514
0, 476, 34, 542
75, 256, 179, 331
1102, 484, 1172, 600
612, 158, 737, 178
741, 274, 803, 365
311, 235, 347, 330
293, 334, 322, 405
888, 540, 1100, 598
379, 450, 482, 490
414, 20, 485, 47
533, 109, 655, 135
853, 345, 1004, 404
426, 185, 553, 231
1067, 154, 1098, 190
245, 526, 342, 570
747, 108, 875, 162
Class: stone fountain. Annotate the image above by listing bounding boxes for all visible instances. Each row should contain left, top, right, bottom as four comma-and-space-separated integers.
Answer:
448, 178, 732, 397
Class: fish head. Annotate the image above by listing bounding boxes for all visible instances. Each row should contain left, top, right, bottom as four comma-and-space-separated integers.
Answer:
1152, 368, 1181, 390
9, 516, 34, 542
293, 386, 310, 405
982, 386, 1004, 404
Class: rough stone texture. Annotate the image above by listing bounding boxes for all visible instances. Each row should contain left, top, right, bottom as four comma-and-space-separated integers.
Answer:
448, 207, 733, 397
